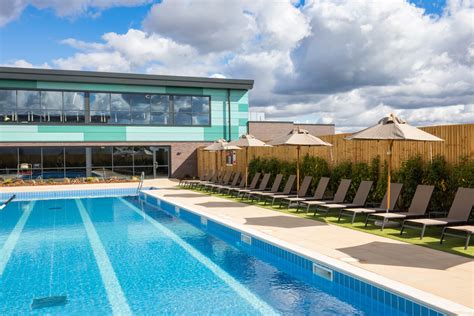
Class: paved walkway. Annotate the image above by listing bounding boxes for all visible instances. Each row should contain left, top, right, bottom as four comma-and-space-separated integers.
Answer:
146, 185, 473, 314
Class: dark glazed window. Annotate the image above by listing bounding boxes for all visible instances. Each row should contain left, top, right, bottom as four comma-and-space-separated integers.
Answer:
65, 147, 86, 167
19, 147, 41, 169
113, 147, 134, 166
42, 147, 64, 168
0, 147, 18, 169
17, 91, 41, 123
91, 146, 112, 167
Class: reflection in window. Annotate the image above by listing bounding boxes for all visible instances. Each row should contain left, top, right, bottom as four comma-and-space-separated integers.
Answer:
110, 111, 130, 124
64, 92, 85, 110
41, 91, 63, 110
150, 112, 169, 125
90, 93, 110, 111
174, 112, 192, 125
91, 147, 112, 167
42, 147, 65, 168
113, 147, 134, 166
129, 94, 150, 111
17, 91, 40, 109
173, 96, 192, 112
150, 95, 169, 112
111, 94, 130, 111
0, 147, 18, 169
65, 147, 86, 167
19, 147, 41, 169
134, 147, 153, 166
0, 90, 16, 110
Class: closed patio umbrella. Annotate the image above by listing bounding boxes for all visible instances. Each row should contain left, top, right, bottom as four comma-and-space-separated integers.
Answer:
346, 113, 443, 211
269, 128, 332, 191
228, 134, 272, 188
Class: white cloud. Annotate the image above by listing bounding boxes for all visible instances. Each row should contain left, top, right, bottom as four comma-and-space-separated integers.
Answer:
1, 59, 51, 69
4, 0, 473, 131
0, 0, 151, 26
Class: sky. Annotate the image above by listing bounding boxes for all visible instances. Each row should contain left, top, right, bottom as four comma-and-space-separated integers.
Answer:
0, 0, 472, 132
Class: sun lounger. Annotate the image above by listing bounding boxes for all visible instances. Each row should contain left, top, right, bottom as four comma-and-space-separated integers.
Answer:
313, 180, 373, 215
228, 172, 260, 196
300, 179, 351, 213
364, 184, 433, 229
239, 173, 272, 198
214, 172, 241, 193
270, 176, 312, 207
440, 225, 474, 250
202, 171, 232, 190
400, 187, 474, 239
183, 171, 214, 188
221, 175, 246, 195
339, 183, 403, 224
258, 175, 296, 206
281, 177, 330, 210
247, 174, 283, 202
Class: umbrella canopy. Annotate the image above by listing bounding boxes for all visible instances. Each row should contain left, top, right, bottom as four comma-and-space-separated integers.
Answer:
269, 128, 332, 146
228, 134, 272, 188
269, 128, 332, 191
204, 139, 241, 151
346, 113, 444, 142
347, 113, 443, 212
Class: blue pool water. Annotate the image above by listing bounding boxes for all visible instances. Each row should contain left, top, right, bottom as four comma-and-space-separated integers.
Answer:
0, 196, 430, 315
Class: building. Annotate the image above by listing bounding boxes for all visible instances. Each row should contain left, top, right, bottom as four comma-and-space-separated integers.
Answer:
0, 67, 253, 179
248, 121, 335, 142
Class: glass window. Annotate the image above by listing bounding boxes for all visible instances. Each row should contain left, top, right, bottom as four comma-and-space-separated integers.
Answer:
0, 147, 18, 169
113, 147, 134, 166
150, 95, 170, 112
131, 111, 149, 125
91, 147, 112, 167
41, 91, 62, 110
65, 147, 86, 167
133, 147, 153, 166
0, 90, 16, 111
42, 147, 64, 168
91, 111, 110, 124
192, 96, 209, 113
64, 92, 85, 111
1, 109, 15, 123
174, 112, 192, 125
64, 110, 85, 123
17, 91, 40, 109
173, 96, 192, 112
150, 112, 169, 125
19, 147, 41, 169
109, 111, 130, 124
90, 93, 110, 111
153, 147, 169, 166
192, 114, 209, 125
111, 94, 131, 111
129, 94, 150, 112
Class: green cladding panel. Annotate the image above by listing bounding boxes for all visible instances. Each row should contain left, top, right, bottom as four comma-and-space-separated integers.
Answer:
0, 80, 250, 143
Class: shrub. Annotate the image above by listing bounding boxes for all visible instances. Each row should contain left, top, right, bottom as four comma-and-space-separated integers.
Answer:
329, 161, 352, 196
393, 155, 425, 209
424, 155, 452, 212
300, 154, 330, 190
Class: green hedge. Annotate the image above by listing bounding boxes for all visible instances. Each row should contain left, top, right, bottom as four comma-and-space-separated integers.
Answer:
248, 154, 474, 212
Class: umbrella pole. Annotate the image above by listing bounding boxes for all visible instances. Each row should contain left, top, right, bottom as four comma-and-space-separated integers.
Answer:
245, 147, 249, 188
386, 140, 393, 211
296, 145, 300, 192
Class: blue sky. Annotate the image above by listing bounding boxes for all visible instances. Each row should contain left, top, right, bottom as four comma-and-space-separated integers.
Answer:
0, 0, 471, 131
0, 0, 446, 66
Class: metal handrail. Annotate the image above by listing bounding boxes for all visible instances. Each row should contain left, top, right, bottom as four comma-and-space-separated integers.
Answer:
136, 172, 145, 195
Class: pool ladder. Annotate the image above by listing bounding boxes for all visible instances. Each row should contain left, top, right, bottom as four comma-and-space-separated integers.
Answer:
136, 172, 145, 196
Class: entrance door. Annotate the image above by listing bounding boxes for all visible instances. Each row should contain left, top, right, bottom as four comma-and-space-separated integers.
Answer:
152, 147, 170, 178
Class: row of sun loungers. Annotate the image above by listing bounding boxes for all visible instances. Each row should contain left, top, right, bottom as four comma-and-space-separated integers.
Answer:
180, 171, 474, 249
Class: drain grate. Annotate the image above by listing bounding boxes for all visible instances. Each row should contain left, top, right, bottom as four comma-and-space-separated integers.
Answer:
241, 234, 252, 245
312, 263, 333, 281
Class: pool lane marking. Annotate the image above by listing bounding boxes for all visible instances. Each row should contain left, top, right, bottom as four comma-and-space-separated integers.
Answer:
119, 198, 278, 316
0, 201, 36, 277
76, 199, 132, 316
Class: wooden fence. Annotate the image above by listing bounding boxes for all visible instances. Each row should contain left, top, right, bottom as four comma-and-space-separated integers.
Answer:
197, 124, 474, 177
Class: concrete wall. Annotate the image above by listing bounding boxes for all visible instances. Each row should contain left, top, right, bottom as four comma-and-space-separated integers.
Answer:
247, 121, 335, 142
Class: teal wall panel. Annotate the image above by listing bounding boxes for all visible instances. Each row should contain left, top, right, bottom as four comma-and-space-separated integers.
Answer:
0, 81, 250, 143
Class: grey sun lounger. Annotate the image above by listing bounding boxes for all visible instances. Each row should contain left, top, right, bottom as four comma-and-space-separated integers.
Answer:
364, 184, 434, 230
221, 175, 246, 195
338, 183, 403, 224
271, 176, 312, 208
313, 180, 373, 216
440, 225, 474, 250
184, 171, 214, 188
400, 187, 474, 239
300, 179, 351, 213
240, 173, 272, 199
248, 174, 283, 202
228, 172, 261, 196
256, 175, 296, 206
202, 171, 232, 190
195, 172, 219, 189
282, 177, 330, 211
213, 172, 241, 193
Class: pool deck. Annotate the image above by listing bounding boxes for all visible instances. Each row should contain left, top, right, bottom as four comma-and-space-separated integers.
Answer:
2, 180, 473, 315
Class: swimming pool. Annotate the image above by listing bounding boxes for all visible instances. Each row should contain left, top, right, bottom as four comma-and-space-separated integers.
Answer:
0, 194, 443, 315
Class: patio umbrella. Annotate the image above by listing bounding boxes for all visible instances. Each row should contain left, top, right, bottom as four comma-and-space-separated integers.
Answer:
204, 139, 241, 179
269, 128, 332, 191
346, 113, 443, 211
228, 134, 272, 188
